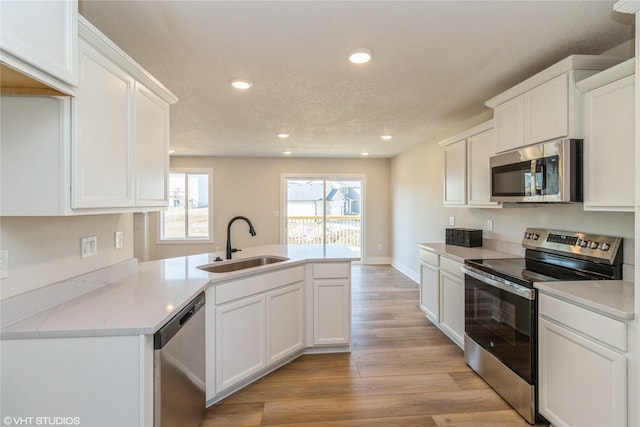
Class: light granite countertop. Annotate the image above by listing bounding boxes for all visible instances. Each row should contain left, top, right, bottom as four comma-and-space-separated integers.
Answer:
535, 280, 634, 321
0, 244, 358, 340
417, 242, 520, 263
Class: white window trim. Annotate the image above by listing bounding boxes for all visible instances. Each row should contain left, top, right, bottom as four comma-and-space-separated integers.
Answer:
157, 168, 214, 244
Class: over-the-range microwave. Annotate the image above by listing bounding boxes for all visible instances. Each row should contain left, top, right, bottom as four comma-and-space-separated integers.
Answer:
490, 139, 583, 203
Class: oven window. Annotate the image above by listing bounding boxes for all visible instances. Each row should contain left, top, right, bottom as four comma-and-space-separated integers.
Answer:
465, 275, 535, 383
492, 160, 532, 197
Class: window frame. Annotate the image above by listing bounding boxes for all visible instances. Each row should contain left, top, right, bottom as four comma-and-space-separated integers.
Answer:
157, 168, 214, 244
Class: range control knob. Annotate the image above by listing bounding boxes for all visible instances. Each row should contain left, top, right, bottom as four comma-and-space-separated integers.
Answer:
531, 233, 539, 241
600, 242, 611, 251
589, 241, 599, 249
578, 239, 588, 248
524, 232, 531, 239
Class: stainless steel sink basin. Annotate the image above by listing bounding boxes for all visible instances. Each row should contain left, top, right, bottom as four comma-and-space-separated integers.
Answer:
198, 256, 289, 273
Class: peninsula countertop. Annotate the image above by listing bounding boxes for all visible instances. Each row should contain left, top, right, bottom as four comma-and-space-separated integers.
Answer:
0, 244, 358, 340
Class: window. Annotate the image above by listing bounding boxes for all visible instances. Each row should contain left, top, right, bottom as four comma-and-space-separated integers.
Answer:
160, 169, 213, 242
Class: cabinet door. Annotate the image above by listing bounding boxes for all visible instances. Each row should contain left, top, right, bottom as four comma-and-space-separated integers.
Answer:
134, 83, 170, 207
539, 317, 627, 427
420, 262, 439, 323
583, 75, 635, 211
494, 96, 524, 152
525, 73, 569, 144
443, 140, 467, 206
0, 0, 78, 89
74, 40, 134, 208
467, 128, 500, 207
439, 270, 464, 349
215, 295, 266, 392
314, 279, 350, 345
267, 282, 305, 364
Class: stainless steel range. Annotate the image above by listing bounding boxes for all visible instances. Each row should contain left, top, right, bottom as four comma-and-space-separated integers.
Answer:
461, 228, 623, 424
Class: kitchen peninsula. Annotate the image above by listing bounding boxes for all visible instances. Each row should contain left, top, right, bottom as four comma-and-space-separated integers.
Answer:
0, 244, 358, 427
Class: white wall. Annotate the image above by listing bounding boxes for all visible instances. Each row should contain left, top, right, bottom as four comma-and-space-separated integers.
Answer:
0, 214, 134, 300
390, 133, 635, 279
147, 156, 391, 262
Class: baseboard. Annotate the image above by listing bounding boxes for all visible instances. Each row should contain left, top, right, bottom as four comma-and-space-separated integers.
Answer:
391, 259, 419, 284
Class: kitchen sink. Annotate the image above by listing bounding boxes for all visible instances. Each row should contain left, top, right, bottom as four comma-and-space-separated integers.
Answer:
198, 256, 289, 273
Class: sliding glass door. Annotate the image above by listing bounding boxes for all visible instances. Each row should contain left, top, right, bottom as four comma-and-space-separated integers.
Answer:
283, 176, 362, 259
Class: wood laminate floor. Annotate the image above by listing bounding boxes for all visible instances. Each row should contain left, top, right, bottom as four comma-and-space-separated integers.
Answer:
201, 264, 533, 426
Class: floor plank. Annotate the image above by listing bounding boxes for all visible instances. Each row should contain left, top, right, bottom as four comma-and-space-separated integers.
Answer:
201, 264, 533, 426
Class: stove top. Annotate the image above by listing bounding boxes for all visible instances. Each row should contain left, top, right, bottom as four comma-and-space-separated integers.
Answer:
464, 228, 624, 287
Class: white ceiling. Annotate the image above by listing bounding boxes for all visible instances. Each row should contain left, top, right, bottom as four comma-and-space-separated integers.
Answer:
79, 1, 634, 158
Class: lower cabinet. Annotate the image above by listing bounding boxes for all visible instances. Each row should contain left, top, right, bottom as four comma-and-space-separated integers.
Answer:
418, 247, 464, 349
1, 335, 153, 426
538, 293, 628, 427
209, 262, 351, 401
313, 263, 351, 345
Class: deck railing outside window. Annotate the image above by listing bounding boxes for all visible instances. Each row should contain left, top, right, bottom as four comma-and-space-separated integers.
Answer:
287, 215, 361, 250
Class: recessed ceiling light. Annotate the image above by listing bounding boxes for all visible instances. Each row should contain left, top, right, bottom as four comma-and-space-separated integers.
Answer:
283, 151, 292, 156
348, 48, 373, 64
168, 148, 176, 154
277, 133, 290, 139
361, 152, 369, 156
231, 79, 253, 90
380, 135, 393, 141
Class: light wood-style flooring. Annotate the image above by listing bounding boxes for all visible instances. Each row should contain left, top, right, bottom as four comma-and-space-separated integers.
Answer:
201, 264, 533, 426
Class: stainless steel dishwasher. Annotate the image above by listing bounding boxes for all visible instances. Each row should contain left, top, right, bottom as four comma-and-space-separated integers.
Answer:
154, 292, 206, 427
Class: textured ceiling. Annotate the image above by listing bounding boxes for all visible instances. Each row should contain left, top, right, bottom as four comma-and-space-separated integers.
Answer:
79, 1, 634, 158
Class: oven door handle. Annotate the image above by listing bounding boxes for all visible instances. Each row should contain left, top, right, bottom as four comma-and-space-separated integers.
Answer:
461, 266, 536, 300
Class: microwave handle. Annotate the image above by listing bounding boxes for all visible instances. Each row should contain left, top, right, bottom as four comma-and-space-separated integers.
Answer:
534, 159, 546, 195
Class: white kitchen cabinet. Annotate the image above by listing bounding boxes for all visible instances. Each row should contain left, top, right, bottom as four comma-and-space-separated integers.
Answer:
418, 247, 464, 350
439, 120, 500, 208
1, 334, 153, 427
0, 0, 78, 94
538, 293, 628, 427
578, 59, 635, 212
266, 282, 305, 364
0, 17, 176, 215
467, 128, 500, 207
438, 258, 464, 349
486, 55, 624, 153
135, 84, 170, 207
313, 263, 351, 346
494, 96, 525, 152
443, 140, 467, 206
215, 294, 267, 392
419, 249, 439, 323
74, 39, 134, 208
209, 265, 306, 397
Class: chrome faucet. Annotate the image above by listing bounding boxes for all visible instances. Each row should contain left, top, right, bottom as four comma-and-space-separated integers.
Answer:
226, 216, 256, 259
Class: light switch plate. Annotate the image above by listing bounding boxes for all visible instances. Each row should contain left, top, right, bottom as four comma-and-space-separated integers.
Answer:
81, 236, 97, 258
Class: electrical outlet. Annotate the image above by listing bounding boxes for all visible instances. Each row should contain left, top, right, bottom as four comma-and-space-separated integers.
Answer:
0, 250, 8, 279
449, 216, 455, 226
81, 236, 97, 258
487, 220, 494, 231
377, 243, 382, 250
115, 231, 124, 249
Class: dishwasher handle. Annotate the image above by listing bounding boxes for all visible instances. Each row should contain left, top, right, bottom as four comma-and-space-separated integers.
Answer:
154, 292, 205, 349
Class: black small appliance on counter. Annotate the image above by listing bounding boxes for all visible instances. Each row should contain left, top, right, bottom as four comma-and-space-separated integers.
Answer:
445, 228, 483, 247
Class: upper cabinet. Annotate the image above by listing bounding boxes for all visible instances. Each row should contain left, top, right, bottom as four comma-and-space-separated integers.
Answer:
439, 120, 501, 208
486, 55, 625, 153
0, 16, 177, 216
0, 0, 78, 95
577, 58, 635, 212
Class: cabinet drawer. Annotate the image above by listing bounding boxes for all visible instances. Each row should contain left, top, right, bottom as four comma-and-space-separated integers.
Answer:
313, 263, 350, 279
440, 257, 463, 279
215, 266, 304, 305
419, 249, 439, 267
539, 293, 627, 351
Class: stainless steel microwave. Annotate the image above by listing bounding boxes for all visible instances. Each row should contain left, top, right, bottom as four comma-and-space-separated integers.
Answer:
490, 139, 583, 203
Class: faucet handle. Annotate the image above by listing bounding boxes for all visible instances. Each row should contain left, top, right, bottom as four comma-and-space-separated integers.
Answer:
231, 248, 241, 253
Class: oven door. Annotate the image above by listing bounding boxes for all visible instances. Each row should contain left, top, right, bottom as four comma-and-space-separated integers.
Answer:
462, 266, 536, 384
